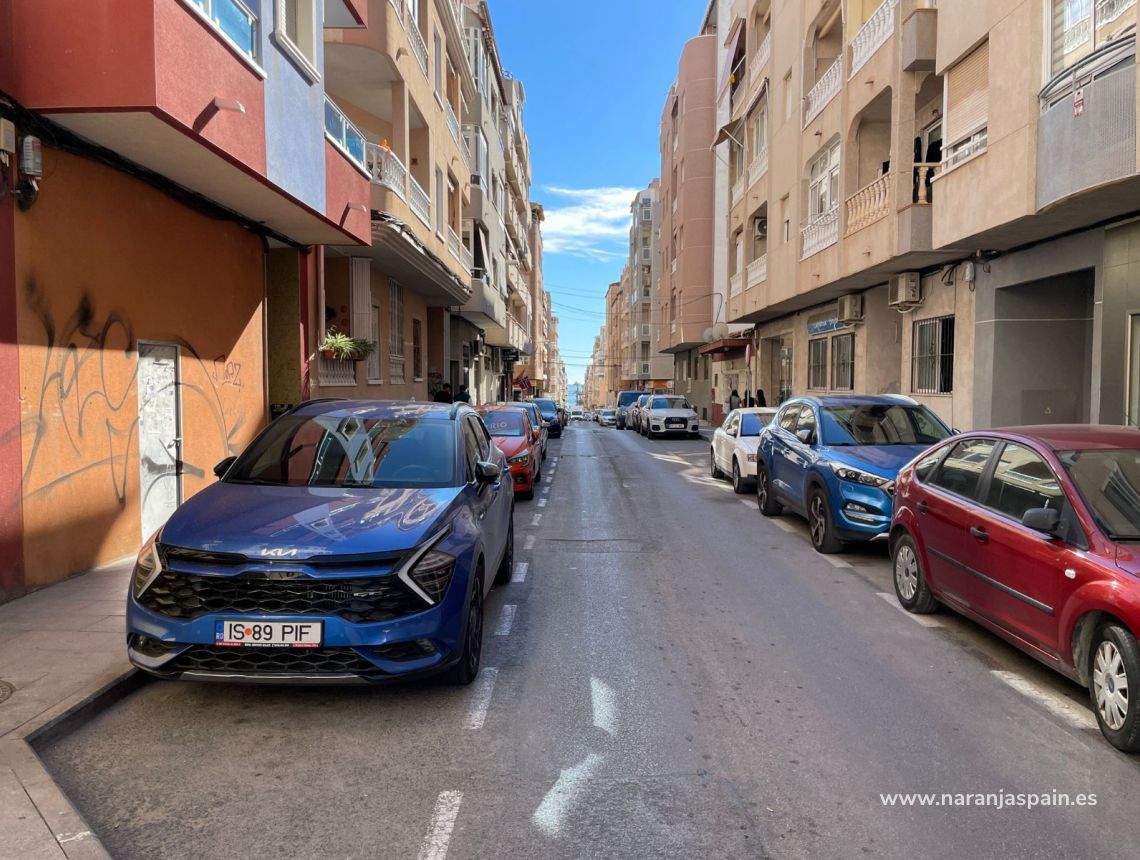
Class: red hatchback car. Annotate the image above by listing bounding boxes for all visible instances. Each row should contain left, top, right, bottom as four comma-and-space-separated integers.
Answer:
890, 426, 1140, 752
477, 405, 540, 499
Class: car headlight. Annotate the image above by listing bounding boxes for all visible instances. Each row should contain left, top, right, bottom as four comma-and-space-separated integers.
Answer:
831, 463, 891, 488
132, 537, 164, 598
746, 452, 757, 462
508, 452, 530, 464
396, 528, 456, 605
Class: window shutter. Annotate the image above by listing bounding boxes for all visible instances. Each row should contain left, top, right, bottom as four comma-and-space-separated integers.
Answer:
350, 258, 371, 343
946, 41, 989, 144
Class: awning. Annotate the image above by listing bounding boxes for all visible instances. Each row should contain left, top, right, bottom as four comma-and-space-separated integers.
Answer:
699, 337, 751, 357
711, 121, 744, 149
742, 76, 770, 118
717, 17, 746, 94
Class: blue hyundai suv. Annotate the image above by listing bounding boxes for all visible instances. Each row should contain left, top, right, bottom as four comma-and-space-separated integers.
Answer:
756, 395, 950, 553
126, 400, 514, 685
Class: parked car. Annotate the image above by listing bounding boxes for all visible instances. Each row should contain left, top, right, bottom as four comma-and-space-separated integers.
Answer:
615, 390, 641, 429
126, 401, 514, 686
477, 405, 540, 499
890, 425, 1140, 752
571, 409, 584, 421
642, 395, 701, 439
756, 395, 951, 553
534, 398, 563, 438
515, 401, 548, 460
630, 394, 652, 433
599, 409, 617, 427
711, 407, 780, 493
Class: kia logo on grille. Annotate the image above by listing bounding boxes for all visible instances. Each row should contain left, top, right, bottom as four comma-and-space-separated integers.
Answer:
259, 548, 300, 558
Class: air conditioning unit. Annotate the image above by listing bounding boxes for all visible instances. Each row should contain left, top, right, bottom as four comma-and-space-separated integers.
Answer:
640, 362, 651, 375
753, 217, 768, 239
888, 272, 922, 307
837, 294, 863, 324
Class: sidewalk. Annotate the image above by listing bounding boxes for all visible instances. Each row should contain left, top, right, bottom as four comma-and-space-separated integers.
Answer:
0, 558, 136, 860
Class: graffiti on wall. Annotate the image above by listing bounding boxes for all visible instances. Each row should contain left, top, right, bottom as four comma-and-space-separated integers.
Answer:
19, 278, 254, 506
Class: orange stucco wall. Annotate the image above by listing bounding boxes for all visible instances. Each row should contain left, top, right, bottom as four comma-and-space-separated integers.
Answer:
13, 148, 267, 587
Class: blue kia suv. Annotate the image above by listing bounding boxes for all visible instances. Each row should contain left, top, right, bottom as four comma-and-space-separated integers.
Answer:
126, 400, 514, 685
756, 395, 950, 553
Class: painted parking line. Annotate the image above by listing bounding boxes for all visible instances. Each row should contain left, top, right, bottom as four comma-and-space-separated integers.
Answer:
495, 605, 517, 636
532, 753, 604, 837
463, 667, 499, 730
772, 519, 798, 534
877, 592, 941, 628
531, 514, 543, 527
418, 790, 463, 860
739, 498, 755, 508
590, 677, 616, 735
512, 561, 529, 583
992, 669, 1097, 731
823, 555, 853, 570
537, 498, 548, 508
523, 535, 536, 551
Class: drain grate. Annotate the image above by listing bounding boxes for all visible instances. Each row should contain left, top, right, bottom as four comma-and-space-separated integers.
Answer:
0, 680, 14, 704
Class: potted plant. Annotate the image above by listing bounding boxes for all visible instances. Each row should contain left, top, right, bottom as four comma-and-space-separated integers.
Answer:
319, 331, 376, 361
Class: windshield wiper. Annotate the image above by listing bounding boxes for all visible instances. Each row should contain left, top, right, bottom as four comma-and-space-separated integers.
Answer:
1104, 531, 1140, 541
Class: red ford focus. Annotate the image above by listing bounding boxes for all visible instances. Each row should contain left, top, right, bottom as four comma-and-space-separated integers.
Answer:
890, 425, 1140, 752
476, 405, 540, 499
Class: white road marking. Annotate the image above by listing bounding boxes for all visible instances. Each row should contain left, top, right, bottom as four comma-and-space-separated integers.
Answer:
418, 791, 463, 860
992, 670, 1097, 731
58, 832, 94, 845
772, 519, 798, 534
541, 486, 550, 494
512, 561, 529, 583
545, 477, 553, 483
523, 535, 536, 551
824, 555, 853, 569
740, 498, 755, 508
531, 514, 542, 527
537, 498, 548, 507
590, 677, 616, 735
877, 592, 941, 628
532, 753, 604, 837
552, 457, 559, 463
463, 667, 499, 730
495, 605, 517, 636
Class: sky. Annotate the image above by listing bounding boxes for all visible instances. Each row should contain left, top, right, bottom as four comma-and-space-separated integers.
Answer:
488, 0, 705, 385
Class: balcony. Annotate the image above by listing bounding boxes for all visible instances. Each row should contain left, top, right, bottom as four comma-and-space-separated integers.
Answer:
1099, 0, 1138, 26
732, 173, 746, 203
845, 173, 893, 235
447, 225, 464, 267
405, 4, 429, 76
318, 355, 356, 387
849, 0, 899, 78
746, 253, 767, 288
460, 274, 508, 338
749, 147, 769, 186
366, 141, 408, 200
803, 58, 842, 127
751, 31, 772, 83
408, 173, 431, 226
507, 313, 532, 354
1064, 16, 1093, 54
729, 271, 743, 297
801, 207, 839, 259
445, 100, 461, 148
461, 242, 474, 273
324, 97, 367, 170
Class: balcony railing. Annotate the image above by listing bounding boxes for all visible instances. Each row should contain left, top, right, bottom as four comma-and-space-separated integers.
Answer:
318, 356, 356, 387
461, 242, 474, 273
408, 174, 431, 226
447, 225, 462, 263
1098, 0, 1137, 26
729, 271, 743, 296
753, 31, 772, 78
746, 253, 767, 287
445, 100, 461, 148
803, 57, 842, 127
1063, 15, 1092, 53
324, 97, 366, 169
749, 146, 769, 185
849, 0, 899, 78
365, 141, 407, 200
845, 173, 893, 234
732, 173, 745, 202
800, 207, 839, 259
405, 5, 429, 76
913, 162, 938, 204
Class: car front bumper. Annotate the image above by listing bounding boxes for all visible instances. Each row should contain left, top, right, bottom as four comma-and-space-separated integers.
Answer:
649, 421, 700, 435
828, 479, 893, 541
509, 461, 535, 493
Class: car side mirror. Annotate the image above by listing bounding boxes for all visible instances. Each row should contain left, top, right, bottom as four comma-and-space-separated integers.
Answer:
213, 456, 237, 479
795, 428, 815, 445
475, 460, 501, 484
1022, 507, 1061, 535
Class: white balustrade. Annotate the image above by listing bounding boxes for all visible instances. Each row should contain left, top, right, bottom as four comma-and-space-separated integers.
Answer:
845, 173, 893, 234
749, 146, 769, 185
1097, 0, 1137, 26
318, 356, 356, 387
461, 243, 474, 273
447, 225, 462, 262
445, 100, 461, 147
746, 253, 768, 287
365, 141, 408, 199
406, 6, 429, 75
800, 207, 839, 259
729, 271, 743, 297
849, 0, 899, 78
409, 174, 431, 226
803, 57, 842, 127
1063, 15, 1092, 53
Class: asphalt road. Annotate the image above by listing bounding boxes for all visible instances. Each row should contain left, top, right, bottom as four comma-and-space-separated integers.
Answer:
39, 422, 1140, 860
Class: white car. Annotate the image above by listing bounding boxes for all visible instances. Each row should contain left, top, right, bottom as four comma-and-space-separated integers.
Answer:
599, 409, 617, 426
711, 407, 779, 493
643, 395, 700, 439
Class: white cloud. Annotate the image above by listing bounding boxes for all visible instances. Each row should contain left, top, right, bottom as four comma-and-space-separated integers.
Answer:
539, 185, 639, 261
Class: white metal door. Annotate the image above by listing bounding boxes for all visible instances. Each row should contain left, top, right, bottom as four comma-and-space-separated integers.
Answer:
137, 342, 182, 540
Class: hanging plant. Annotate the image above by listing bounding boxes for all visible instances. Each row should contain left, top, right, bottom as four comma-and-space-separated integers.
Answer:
319, 331, 376, 361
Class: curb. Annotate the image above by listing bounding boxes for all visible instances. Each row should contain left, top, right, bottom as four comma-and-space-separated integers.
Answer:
1, 668, 146, 860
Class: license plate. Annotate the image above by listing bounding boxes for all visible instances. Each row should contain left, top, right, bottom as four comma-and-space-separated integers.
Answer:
215, 620, 323, 648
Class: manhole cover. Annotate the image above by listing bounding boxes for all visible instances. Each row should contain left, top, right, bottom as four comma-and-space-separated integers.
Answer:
0, 681, 14, 704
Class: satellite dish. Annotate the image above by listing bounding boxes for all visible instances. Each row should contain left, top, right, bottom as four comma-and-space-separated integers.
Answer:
713, 322, 730, 340
703, 327, 715, 342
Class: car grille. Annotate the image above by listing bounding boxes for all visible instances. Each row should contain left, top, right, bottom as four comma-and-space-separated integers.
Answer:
168, 646, 377, 676
665, 418, 686, 426
139, 570, 428, 623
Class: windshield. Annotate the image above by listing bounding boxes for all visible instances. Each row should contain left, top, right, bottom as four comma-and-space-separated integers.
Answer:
740, 413, 771, 436
534, 399, 557, 417
482, 410, 526, 437
617, 392, 641, 407
1058, 448, 1140, 539
651, 397, 689, 409
226, 415, 457, 488
602, 410, 615, 417
820, 404, 949, 447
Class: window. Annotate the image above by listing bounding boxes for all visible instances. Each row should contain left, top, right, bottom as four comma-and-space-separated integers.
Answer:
367, 304, 382, 382
913, 447, 948, 483
778, 405, 801, 431
274, 0, 318, 81
796, 406, 817, 442
186, 0, 258, 62
435, 168, 445, 235
462, 418, 482, 479
389, 281, 405, 385
807, 140, 841, 220
475, 128, 488, 178
930, 438, 997, 499
433, 30, 443, 97
751, 104, 768, 159
723, 412, 741, 435
984, 443, 1065, 522
808, 339, 828, 389
412, 319, 424, 381
944, 40, 988, 167
912, 316, 955, 394
830, 333, 854, 390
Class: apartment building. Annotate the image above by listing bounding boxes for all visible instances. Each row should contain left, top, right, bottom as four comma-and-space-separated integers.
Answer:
515, 202, 549, 396
709, 0, 1140, 431
0, 0, 372, 597
658, 27, 718, 422
584, 331, 607, 408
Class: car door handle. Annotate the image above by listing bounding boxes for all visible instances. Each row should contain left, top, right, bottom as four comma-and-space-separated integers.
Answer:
916, 501, 929, 513
969, 526, 989, 542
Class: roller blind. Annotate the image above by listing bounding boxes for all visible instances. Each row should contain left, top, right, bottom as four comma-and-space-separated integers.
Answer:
945, 41, 989, 144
